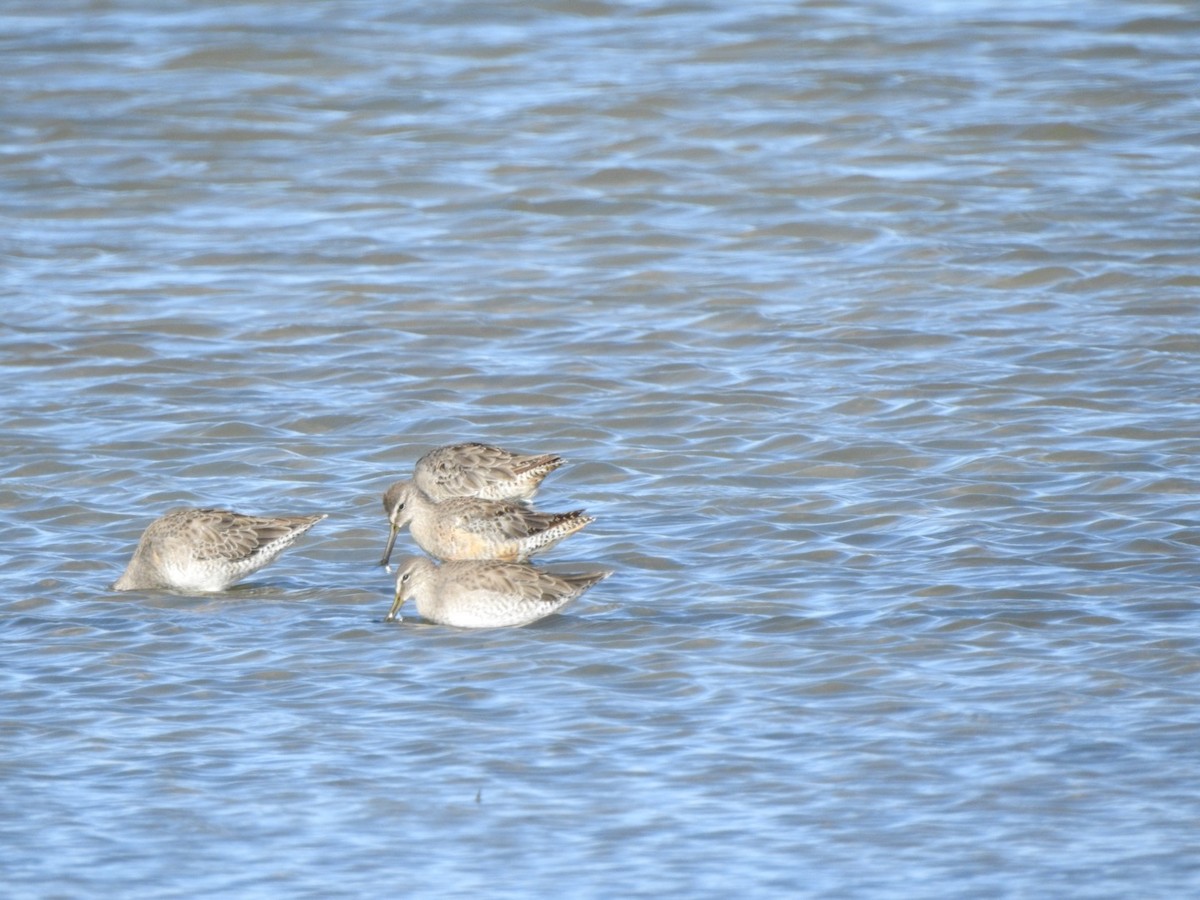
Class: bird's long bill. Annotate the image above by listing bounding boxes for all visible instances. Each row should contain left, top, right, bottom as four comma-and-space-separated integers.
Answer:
384, 584, 405, 622
379, 523, 400, 568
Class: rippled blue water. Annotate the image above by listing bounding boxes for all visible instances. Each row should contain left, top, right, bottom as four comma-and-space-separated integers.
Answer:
3, 0, 1200, 896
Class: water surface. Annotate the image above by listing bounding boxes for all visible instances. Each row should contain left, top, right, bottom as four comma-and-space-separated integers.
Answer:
3, 0, 1200, 896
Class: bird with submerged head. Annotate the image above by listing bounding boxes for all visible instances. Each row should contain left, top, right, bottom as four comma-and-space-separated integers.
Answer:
112, 507, 325, 594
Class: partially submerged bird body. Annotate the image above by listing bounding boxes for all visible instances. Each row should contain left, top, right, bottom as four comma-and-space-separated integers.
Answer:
411, 442, 564, 503
380, 481, 593, 566
112, 507, 325, 593
386, 556, 611, 627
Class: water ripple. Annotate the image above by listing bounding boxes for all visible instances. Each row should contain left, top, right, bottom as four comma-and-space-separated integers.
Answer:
4, 0, 1200, 896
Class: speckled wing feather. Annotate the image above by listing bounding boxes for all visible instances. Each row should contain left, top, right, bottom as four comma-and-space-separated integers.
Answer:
535, 569, 611, 603
441, 499, 589, 542
491, 563, 599, 607
187, 509, 322, 562
413, 442, 565, 502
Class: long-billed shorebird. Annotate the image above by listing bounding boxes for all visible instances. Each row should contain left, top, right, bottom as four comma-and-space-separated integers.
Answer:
385, 556, 611, 627
407, 442, 565, 503
111, 507, 325, 593
379, 480, 593, 567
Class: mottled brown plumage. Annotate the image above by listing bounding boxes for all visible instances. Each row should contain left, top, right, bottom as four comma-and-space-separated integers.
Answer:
409, 442, 564, 503
112, 507, 325, 593
386, 556, 611, 627
379, 481, 593, 567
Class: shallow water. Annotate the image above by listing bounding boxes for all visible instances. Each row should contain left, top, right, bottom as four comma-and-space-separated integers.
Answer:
3, 0, 1200, 896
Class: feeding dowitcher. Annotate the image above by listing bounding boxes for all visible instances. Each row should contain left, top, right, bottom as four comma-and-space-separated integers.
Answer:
379, 480, 593, 566
408, 442, 565, 503
111, 507, 326, 593
385, 556, 611, 627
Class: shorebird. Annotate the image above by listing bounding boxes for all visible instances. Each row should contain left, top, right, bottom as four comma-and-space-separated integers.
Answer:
385, 556, 611, 627
408, 442, 565, 503
379, 480, 593, 567
111, 507, 325, 593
